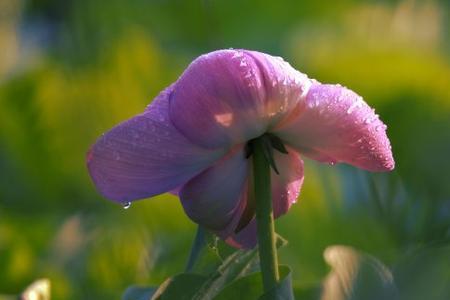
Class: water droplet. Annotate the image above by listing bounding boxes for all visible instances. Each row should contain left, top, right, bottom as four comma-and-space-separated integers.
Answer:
329, 161, 336, 166
123, 202, 131, 209
231, 52, 242, 59
346, 97, 363, 114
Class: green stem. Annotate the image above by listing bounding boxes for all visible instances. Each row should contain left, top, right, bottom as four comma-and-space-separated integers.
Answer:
252, 138, 280, 292
185, 226, 206, 272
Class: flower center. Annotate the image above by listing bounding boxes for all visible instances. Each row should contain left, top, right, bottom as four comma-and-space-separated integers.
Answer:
245, 133, 288, 174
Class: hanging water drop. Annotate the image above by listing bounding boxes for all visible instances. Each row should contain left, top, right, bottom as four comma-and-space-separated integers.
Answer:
123, 202, 131, 209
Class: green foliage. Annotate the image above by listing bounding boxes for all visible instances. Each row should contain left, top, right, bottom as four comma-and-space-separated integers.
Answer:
123, 286, 157, 300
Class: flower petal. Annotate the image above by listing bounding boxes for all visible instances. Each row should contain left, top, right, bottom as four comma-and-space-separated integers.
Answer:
169, 50, 312, 149
169, 50, 266, 148
226, 220, 257, 249
179, 146, 248, 233
87, 87, 225, 203
245, 51, 312, 128
271, 149, 304, 218
274, 84, 395, 171
226, 149, 304, 249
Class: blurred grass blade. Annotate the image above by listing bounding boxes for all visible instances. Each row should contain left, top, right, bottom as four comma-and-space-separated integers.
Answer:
185, 226, 207, 272
151, 274, 207, 300
20, 279, 51, 300
321, 245, 397, 300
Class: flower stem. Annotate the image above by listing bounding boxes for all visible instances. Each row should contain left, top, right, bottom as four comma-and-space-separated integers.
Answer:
252, 137, 280, 292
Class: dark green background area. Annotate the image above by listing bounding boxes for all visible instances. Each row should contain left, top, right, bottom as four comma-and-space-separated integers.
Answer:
0, 0, 449, 299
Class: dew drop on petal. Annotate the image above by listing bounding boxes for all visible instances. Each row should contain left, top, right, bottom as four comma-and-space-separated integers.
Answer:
364, 118, 372, 125
231, 51, 242, 59
123, 202, 131, 209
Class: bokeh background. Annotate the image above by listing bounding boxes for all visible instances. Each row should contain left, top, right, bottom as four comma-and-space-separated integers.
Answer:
1, 0, 449, 299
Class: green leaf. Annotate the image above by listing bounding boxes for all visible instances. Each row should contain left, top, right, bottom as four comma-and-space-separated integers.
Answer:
122, 286, 158, 300
321, 245, 397, 300
214, 271, 263, 299
191, 248, 259, 299
189, 233, 288, 299
151, 273, 208, 300
259, 266, 294, 300
134, 234, 289, 300
215, 266, 294, 300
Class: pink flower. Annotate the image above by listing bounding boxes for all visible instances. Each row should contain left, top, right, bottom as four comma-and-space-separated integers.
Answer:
87, 50, 394, 248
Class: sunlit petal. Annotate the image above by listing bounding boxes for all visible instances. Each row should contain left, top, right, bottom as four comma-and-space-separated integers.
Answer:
275, 84, 394, 171
87, 87, 225, 203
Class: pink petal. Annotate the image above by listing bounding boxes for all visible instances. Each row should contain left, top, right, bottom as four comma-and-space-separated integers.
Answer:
245, 51, 312, 128
226, 149, 304, 249
271, 149, 304, 218
169, 50, 312, 149
274, 84, 395, 172
226, 220, 257, 249
179, 146, 249, 234
86, 87, 225, 204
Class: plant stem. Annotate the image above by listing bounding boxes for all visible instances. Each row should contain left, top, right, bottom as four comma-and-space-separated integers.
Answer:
185, 225, 206, 272
252, 137, 280, 292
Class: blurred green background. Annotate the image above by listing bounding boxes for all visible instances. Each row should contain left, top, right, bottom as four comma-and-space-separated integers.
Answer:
1, 0, 449, 299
